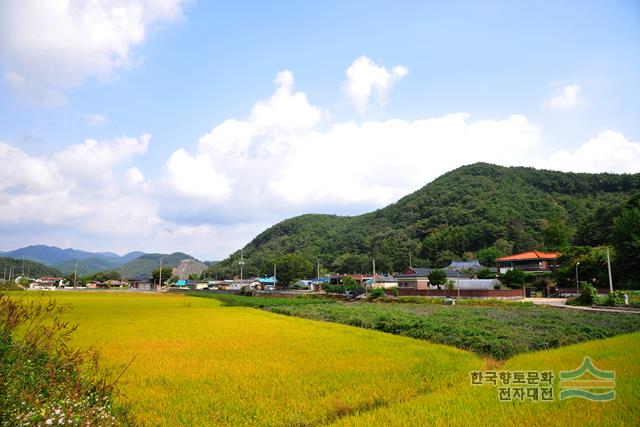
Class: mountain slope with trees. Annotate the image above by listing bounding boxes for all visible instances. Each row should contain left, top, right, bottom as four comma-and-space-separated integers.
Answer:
208, 163, 640, 282
117, 252, 198, 278
0, 257, 62, 278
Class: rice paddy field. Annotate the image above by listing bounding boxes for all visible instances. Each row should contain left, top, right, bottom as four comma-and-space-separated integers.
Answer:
9, 291, 640, 426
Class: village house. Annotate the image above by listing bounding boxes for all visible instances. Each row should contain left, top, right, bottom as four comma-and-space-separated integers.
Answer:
395, 267, 475, 290
495, 251, 561, 274
127, 275, 154, 290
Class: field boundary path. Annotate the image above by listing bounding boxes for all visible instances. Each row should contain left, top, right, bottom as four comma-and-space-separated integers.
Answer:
525, 297, 640, 314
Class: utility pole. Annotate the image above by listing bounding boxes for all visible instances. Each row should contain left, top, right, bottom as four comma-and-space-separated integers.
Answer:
73, 261, 78, 288
575, 262, 580, 293
371, 258, 376, 294
606, 249, 613, 293
456, 270, 460, 299
239, 250, 245, 285
22, 259, 25, 276
317, 258, 320, 279
409, 252, 412, 269
158, 257, 163, 291
273, 263, 277, 287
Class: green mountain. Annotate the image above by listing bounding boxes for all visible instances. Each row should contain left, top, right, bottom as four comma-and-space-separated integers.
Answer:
209, 163, 640, 278
52, 257, 124, 276
0, 245, 120, 265
117, 252, 198, 278
0, 257, 63, 278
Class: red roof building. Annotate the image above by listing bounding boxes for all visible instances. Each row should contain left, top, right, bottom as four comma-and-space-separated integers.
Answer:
495, 251, 561, 274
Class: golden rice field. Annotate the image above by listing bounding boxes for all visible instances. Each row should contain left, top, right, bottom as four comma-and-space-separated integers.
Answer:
14, 292, 640, 426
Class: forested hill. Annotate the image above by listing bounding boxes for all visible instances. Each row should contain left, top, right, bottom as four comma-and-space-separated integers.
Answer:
209, 163, 640, 278
0, 257, 62, 278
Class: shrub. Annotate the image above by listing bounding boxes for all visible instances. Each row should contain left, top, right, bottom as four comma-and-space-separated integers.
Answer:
569, 283, 598, 306
501, 269, 527, 288
0, 294, 127, 426
322, 283, 363, 294
391, 287, 399, 297
370, 287, 386, 299
239, 285, 255, 296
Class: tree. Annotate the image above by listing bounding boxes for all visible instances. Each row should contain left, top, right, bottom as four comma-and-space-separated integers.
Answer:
428, 269, 448, 290
90, 271, 121, 282
493, 239, 514, 257
501, 269, 527, 289
341, 276, 358, 287
273, 253, 313, 288
612, 196, 640, 288
476, 267, 494, 279
152, 267, 173, 287
432, 250, 457, 268
541, 218, 573, 250
476, 247, 501, 267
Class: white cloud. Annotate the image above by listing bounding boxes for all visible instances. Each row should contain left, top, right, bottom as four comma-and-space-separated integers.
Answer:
125, 166, 151, 192
2, 63, 638, 261
0, 135, 153, 231
344, 56, 408, 113
165, 149, 232, 202
0, 143, 64, 193
541, 131, 640, 173
84, 113, 108, 126
544, 84, 582, 110
0, 0, 189, 106
54, 134, 149, 188
167, 70, 541, 215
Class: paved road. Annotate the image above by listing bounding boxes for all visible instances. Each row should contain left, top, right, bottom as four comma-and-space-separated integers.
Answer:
524, 297, 640, 314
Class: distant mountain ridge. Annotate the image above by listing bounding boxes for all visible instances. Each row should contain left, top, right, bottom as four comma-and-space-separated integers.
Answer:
0, 245, 203, 277
0, 245, 150, 276
0, 245, 122, 265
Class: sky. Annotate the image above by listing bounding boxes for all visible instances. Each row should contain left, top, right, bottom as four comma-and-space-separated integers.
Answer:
0, 0, 639, 260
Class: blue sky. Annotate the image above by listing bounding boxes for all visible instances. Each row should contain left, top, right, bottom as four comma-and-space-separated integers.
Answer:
0, 0, 639, 260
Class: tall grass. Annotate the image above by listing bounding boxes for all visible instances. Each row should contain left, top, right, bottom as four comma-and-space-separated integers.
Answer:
14, 292, 481, 426
332, 332, 640, 426
189, 292, 335, 307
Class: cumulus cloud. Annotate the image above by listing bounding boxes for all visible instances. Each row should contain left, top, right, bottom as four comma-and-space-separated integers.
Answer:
166, 70, 540, 217
54, 134, 149, 189
0, 0, 189, 106
165, 149, 232, 202
540, 131, 640, 173
0, 134, 153, 231
544, 84, 582, 110
344, 56, 408, 113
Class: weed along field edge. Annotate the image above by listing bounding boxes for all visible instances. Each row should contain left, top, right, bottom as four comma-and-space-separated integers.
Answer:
7, 291, 640, 426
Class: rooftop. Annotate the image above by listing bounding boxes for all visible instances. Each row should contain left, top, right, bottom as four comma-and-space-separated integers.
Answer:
496, 251, 561, 262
